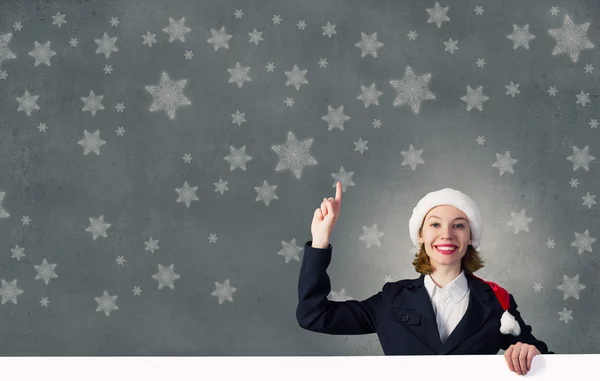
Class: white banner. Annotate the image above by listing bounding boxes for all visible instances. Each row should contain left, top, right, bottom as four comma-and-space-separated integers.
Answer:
1, 355, 597, 380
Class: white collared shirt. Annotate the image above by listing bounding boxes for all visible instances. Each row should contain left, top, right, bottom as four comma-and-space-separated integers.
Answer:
424, 270, 470, 344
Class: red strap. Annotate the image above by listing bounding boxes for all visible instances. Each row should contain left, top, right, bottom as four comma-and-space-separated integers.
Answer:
471, 274, 510, 310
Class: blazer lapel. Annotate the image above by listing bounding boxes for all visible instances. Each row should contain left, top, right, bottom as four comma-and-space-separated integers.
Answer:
439, 273, 493, 354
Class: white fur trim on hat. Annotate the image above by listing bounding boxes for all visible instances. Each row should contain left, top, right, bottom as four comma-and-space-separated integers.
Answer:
409, 188, 483, 251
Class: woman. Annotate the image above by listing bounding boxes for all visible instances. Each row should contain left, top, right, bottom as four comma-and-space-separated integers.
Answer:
296, 182, 553, 375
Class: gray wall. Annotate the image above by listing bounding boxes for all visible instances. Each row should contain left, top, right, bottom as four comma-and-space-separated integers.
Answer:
0, 0, 598, 355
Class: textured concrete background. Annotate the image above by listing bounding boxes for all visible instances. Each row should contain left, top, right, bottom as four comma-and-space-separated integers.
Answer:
0, 0, 598, 355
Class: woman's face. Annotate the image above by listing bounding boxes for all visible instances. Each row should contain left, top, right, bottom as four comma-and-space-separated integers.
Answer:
418, 205, 472, 270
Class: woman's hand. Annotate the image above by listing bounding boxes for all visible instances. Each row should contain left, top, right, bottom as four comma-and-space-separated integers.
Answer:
504, 342, 541, 376
311, 181, 343, 243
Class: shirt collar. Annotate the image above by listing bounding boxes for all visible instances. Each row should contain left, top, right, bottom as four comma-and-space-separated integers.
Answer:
424, 270, 469, 304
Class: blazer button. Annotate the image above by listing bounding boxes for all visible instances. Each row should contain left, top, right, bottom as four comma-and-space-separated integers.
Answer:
401, 315, 410, 322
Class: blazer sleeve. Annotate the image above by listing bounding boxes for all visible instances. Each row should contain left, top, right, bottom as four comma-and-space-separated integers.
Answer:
296, 241, 386, 335
501, 294, 555, 354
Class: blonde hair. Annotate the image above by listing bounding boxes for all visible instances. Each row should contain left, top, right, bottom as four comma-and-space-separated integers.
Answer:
412, 225, 485, 275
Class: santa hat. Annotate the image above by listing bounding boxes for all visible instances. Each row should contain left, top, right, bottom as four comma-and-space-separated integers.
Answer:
409, 188, 520, 336
471, 275, 521, 336
409, 188, 483, 251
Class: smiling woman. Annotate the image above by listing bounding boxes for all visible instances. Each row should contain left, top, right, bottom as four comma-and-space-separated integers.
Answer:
297, 185, 553, 375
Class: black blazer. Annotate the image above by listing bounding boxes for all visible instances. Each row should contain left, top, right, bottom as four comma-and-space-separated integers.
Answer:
296, 241, 554, 355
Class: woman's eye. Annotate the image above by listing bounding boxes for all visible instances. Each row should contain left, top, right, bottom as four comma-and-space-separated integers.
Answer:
431, 223, 464, 228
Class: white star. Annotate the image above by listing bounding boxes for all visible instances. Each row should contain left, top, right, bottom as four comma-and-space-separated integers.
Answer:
234, 9, 244, 19
69, 37, 79, 47
0, 70, 7, 79
407, 31, 418, 40
145, 71, 191, 120
284, 97, 294, 107
231, 110, 246, 126
212, 279, 237, 304
566, 145, 595, 171
86, 215, 111, 240
505, 81, 520, 97
95, 290, 118, 316
507, 24, 536, 50
34, 259, 58, 285
474, 5, 484, 15
0, 33, 17, 67
248, 29, 263, 45
355, 32, 384, 58
507, 208, 533, 234
52, 12, 67, 28
400, 145, 425, 171
548, 15, 594, 63
570, 229, 596, 254
547, 86, 557, 96
389, 66, 436, 114
476, 58, 486, 67
443, 38, 459, 54
322, 22, 336, 38
254, 180, 279, 207
426, 2, 450, 28
492, 151, 518, 175
271, 131, 318, 179
227, 62, 251, 88
10, 245, 25, 261
575, 90, 590, 106
354, 138, 369, 154
272, 15, 282, 25
224, 145, 252, 171
460, 85, 489, 111
115, 126, 125, 136
284, 65, 308, 90
16, 90, 40, 116
557, 274, 586, 299
109, 17, 120, 27
266, 62, 275, 72
152, 264, 180, 290
142, 32, 157, 47
278, 239, 303, 263
115, 102, 125, 112
359, 224, 385, 249
357, 83, 383, 107
78, 130, 106, 155
207, 26, 233, 50
183, 153, 192, 163
95, 32, 118, 58
329, 288, 353, 301
28, 41, 57, 66
175, 181, 199, 208
103, 64, 113, 74
297, 20, 307, 30
550, 6, 560, 16
81, 90, 105, 116
558, 308, 573, 324
0, 192, 8, 218
144, 237, 160, 253
321, 105, 351, 131
37, 122, 48, 132
184, 50, 194, 60
0, 279, 24, 304
163, 17, 191, 43
13, 21, 23, 31
584, 63, 594, 73
318, 58, 328, 68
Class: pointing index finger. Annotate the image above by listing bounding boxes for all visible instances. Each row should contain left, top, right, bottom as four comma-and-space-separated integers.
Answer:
335, 181, 342, 202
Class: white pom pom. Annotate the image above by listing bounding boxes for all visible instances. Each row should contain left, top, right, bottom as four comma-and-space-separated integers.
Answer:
500, 310, 521, 336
